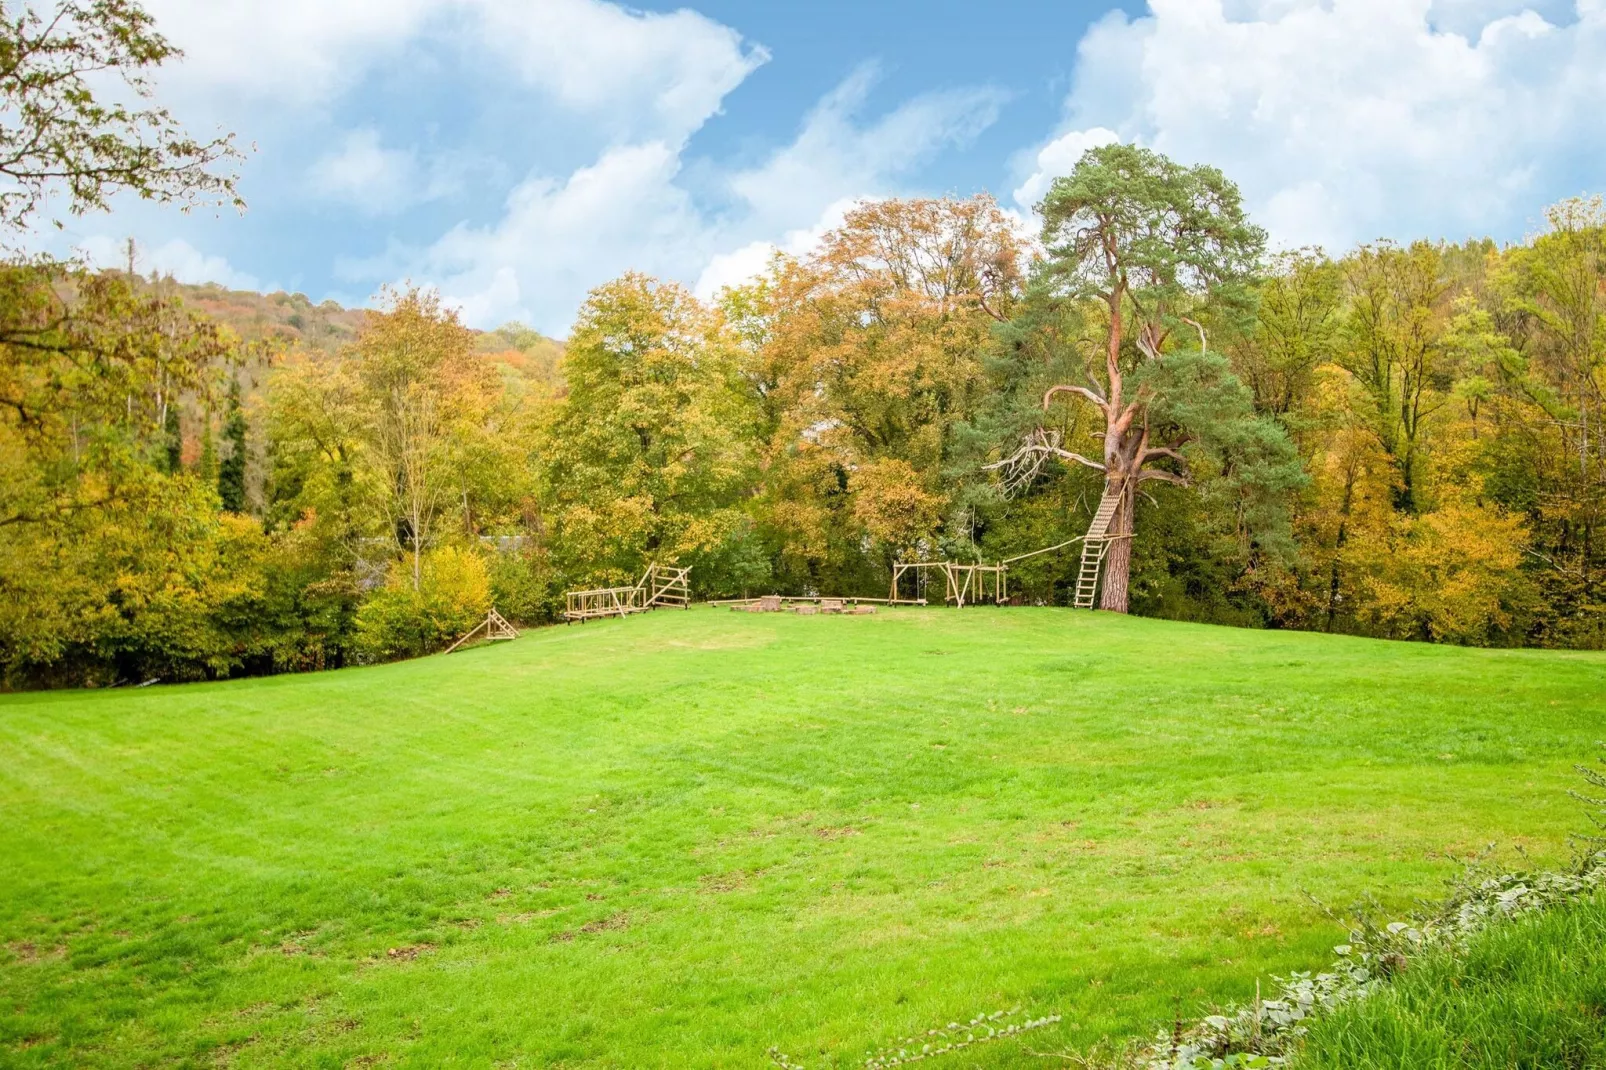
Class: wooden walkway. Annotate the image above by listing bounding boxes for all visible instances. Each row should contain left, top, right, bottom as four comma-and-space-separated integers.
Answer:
564, 564, 691, 622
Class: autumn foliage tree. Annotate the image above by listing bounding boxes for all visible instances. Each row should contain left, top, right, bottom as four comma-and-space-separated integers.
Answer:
744, 195, 1024, 585
0, 265, 252, 684
539, 273, 759, 594
350, 288, 494, 590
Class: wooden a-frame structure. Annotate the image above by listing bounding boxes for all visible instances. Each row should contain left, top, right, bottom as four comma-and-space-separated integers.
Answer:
445, 608, 519, 654
889, 561, 1008, 608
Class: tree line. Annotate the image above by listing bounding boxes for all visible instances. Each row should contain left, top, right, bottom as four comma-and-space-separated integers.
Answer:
3, 158, 1603, 687
0, 3, 1601, 688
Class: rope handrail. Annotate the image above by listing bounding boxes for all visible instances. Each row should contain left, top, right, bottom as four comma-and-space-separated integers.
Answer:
999, 538, 1083, 565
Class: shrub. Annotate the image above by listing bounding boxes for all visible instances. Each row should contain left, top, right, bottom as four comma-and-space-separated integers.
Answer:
355, 546, 491, 661
487, 549, 561, 625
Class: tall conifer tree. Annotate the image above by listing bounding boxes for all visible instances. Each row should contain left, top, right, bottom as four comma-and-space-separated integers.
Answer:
218, 380, 247, 513
162, 401, 182, 474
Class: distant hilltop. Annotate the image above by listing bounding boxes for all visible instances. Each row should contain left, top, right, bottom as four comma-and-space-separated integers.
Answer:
120, 275, 565, 386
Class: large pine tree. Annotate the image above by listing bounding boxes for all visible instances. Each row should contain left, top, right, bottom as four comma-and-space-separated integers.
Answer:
997, 144, 1299, 612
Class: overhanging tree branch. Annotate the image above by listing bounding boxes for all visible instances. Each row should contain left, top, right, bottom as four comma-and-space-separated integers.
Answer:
0, 0, 245, 237
1043, 383, 1106, 409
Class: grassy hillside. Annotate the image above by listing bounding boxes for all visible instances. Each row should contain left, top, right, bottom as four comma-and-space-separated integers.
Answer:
0, 609, 1601, 1067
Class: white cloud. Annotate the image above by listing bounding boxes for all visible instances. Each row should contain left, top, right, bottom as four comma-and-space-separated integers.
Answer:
473, 0, 769, 142
729, 68, 1004, 230
1029, 0, 1606, 251
412, 69, 1006, 332
74, 235, 262, 291
142, 0, 439, 108
1012, 127, 1121, 212
308, 129, 465, 215
145, 0, 765, 143
1426, 0, 1577, 35
309, 130, 418, 214
422, 141, 703, 327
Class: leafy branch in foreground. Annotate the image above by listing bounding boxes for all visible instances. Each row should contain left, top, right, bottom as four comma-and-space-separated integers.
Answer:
0, 0, 244, 235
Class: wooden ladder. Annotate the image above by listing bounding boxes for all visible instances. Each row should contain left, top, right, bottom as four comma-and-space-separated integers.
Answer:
1073, 487, 1123, 609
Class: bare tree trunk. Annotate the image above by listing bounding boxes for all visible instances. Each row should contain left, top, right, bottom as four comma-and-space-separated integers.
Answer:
411, 524, 422, 591
1099, 478, 1136, 613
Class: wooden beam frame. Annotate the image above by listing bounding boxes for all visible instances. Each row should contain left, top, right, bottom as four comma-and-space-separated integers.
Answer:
891, 560, 1009, 608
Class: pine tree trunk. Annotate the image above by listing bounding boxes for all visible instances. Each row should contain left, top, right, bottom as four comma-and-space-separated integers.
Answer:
1098, 481, 1136, 613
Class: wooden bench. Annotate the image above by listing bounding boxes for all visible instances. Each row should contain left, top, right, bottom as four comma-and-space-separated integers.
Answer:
732, 594, 785, 613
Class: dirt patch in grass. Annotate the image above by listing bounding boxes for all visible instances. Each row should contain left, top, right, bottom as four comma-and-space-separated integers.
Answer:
5, 941, 65, 964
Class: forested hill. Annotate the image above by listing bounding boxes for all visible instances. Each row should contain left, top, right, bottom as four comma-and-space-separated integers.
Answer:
161, 280, 366, 355
146, 277, 565, 384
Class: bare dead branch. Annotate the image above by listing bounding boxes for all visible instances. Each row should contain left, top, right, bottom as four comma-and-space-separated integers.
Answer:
977, 290, 1007, 323
1043, 383, 1106, 409
1049, 446, 1107, 471
1181, 316, 1209, 352
984, 426, 1106, 498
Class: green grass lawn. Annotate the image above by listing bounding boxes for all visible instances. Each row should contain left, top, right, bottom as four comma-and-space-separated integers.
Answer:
1, 608, 1602, 1068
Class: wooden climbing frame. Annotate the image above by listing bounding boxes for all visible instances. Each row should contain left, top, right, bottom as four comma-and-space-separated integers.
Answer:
887, 483, 1128, 610
889, 561, 1008, 607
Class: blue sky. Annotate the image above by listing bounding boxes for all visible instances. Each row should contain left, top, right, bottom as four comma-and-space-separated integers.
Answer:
55, 0, 1605, 336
